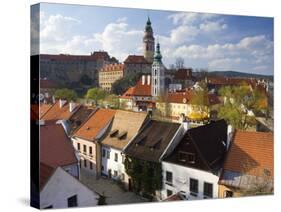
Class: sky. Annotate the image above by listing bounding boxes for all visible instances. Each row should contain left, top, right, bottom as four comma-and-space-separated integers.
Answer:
33, 3, 274, 75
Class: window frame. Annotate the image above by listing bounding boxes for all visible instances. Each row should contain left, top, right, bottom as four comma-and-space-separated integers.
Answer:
189, 178, 199, 196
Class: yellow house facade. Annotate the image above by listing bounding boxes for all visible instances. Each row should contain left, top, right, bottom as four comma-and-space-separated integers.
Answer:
99, 63, 124, 91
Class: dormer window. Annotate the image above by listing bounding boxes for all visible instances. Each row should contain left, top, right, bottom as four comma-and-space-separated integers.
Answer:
110, 129, 119, 137
118, 131, 127, 140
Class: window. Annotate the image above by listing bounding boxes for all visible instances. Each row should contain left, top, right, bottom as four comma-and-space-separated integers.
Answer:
89, 146, 93, 155
167, 189, 173, 197
89, 161, 93, 170
166, 171, 173, 184
121, 154, 125, 163
189, 178, 198, 196
114, 170, 118, 177
224, 190, 233, 198
121, 173, 125, 180
114, 153, 118, 162
83, 145, 87, 153
107, 150, 110, 159
203, 182, 213, 198
79, 160, 82, 168
101, 165, 104, 171
84, 160, 87, 168
67, 195, 77, 207
102, 149, 106, 157
178, 152, 195, 163
77, 143, 80, 151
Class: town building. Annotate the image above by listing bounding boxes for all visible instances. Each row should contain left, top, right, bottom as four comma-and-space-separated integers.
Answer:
40, 99, 80, 121
172, 68, 196, 89
100, 110, 149, 188
124, 120, 187, 198
143, 17, 155, 63
151, 42, 165, 97
40, 163, 99, 209
40, 120, 79, 178
218, 130, 273, 198
119, 75, 155, 111
40, 51, 118, 87
161, 119, 228, 200
123, 55, 152, 75
156, 90, 221, 122
99, 63, 124, 91
71, 108, 116, 177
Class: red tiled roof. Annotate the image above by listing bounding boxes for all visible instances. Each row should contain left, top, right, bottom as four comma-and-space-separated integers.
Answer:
208, 77, 257, 86
208, 93, 221, 105
40, 122, 78, 168
132, 76, 152, 96
40, 51, 111, 61
100, 63, 124, 72
124, 55, 150, 64
165, 90, 193, 104
174, 68, 193, 80
223, 130, 273, 177
41, 101, 79, 121
73, 108, 116, 141
39, 103, 53, 118
40, 162, 55, 190
121, 87, 135, 99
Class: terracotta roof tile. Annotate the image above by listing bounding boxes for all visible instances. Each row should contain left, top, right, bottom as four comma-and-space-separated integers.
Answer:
40, 122, 78, 168
132, 76, 152, 96
100, 63, 124, 72
124, 55, 150, 64
39, 103, 53, 118
174, 68, 193, 80
120, 87, 135, 99
73, 108, 116, 141
41, 101, 78, 121
40, 162, 55, 190
223, 130, 273, 177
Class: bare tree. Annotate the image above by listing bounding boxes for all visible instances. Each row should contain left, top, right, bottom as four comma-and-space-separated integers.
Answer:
175, 57, 185, 70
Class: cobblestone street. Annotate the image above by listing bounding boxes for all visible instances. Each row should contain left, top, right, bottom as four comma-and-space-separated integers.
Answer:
80, 170, 148, 205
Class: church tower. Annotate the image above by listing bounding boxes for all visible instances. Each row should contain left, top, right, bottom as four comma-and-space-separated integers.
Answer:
151, 42, 165, 97
143, 17, 155, 63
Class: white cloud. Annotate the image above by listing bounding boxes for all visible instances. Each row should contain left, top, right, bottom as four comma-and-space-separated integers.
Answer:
168, 12, 218, 25
199, 21, 228, 32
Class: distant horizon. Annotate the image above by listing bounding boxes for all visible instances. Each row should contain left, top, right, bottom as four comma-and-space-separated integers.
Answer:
32, 3, 274, 75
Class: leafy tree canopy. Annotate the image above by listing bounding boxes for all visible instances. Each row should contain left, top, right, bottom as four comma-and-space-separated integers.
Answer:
54, 88, 78, 101
85, 88, 107, 103
112, 73, 142, 95
218, 84, 268, 130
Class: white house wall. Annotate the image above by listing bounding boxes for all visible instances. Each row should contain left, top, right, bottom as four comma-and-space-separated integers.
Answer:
161, 161, 219, 200
40, 167, 99, 209
101, 146, 125, 180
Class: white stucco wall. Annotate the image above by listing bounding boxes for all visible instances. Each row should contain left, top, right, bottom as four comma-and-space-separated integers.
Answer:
40, 167, 99, 209
161, 161, 219, 200
71, 137, 97, 175
101, 146, 126, 180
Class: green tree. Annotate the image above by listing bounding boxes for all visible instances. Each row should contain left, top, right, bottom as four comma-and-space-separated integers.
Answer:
112, 73, 142, 95
54, 88, 77, 101
103, 94, 120, 108
79, 74, 92, 85
218, 84, 267, 130
85, 88, 107, 104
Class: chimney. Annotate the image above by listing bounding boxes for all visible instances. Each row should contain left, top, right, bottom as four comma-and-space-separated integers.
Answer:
226, 125, 233, 150
142, 75, 145, 85
52, 96, 56, 104
59, 99, 67, 108
147, 75, 151, 85
69, 102, 77, 112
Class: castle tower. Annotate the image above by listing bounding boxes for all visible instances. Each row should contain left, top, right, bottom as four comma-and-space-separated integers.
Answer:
143, 17, 155, 63
151, 42, 165, 97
